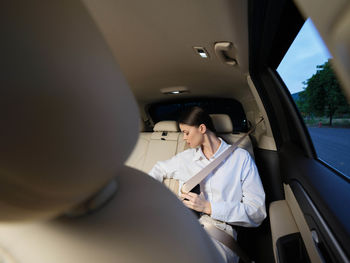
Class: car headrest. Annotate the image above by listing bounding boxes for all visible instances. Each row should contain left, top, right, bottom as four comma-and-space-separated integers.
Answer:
153, 121, 179, 132
0, 1, 138, 221
210, 114, 233, 133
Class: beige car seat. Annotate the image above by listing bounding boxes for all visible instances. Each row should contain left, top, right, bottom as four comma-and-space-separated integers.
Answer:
143, 121, 181, 172
211, 114, 255, 158
0, 2, 224, 263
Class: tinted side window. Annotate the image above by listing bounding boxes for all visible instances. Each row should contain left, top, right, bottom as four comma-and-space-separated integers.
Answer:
277, 18, 350, 177
148, 98, 248, 132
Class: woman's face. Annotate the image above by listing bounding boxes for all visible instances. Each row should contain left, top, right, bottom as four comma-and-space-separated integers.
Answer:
179, 123, 205, 148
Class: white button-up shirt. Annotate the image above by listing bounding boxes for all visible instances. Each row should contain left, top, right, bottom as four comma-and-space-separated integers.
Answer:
149, 138, 266, 227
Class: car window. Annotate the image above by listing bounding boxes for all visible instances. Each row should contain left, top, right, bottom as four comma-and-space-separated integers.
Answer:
147, 98, 248, 132
277, 18, 350, 178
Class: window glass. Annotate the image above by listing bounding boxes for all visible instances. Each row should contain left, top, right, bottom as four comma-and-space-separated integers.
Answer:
148, 98, 248, 132
277, 18, 350, 177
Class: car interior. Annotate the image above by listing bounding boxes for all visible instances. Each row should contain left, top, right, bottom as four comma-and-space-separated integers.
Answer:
1, 0, 349, 263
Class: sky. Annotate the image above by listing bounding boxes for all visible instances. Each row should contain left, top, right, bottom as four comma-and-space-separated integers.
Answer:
277, 18, 332, 94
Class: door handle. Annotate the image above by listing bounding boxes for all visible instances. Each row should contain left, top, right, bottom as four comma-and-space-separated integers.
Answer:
311, 230, 328, 263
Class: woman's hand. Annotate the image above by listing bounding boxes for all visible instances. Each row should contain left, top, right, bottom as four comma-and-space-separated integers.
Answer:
181, 192, 212, 215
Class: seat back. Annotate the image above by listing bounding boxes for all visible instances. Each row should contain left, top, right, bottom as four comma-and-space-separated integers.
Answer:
125, 132, 152, 171
211, 114, 255, 159
0, 2, 224, 262
127, 114, 255, 173
143, 121, 180, 172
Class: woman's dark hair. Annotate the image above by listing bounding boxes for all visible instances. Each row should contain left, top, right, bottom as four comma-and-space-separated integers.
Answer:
178, 106, 216, 132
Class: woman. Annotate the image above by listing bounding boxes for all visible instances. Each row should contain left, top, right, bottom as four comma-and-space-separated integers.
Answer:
149, 106, 266, 263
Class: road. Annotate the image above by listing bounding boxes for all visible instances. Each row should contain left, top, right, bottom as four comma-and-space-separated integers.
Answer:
308, 127, 350, 176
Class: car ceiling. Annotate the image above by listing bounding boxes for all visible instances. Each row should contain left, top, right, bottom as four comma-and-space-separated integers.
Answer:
82, 0, 251, 104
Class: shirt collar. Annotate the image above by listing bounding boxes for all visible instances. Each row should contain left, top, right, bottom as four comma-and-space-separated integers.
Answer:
212, 137, 228, 158
193, 137, 228, 161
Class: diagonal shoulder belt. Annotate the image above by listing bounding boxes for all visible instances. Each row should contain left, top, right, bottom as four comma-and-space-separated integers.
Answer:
181, 117, 264, 194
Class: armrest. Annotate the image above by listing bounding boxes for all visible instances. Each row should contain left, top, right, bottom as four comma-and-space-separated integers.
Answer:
269, 200, 299, 261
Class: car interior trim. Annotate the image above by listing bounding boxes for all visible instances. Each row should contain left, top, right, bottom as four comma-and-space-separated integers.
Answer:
246, 76, 277, 151
291, 181, 350, 262
284, 184, 323, 263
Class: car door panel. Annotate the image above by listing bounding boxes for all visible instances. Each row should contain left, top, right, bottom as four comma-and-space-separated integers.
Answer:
249, 1, 350, 261
278, 143, 350, 262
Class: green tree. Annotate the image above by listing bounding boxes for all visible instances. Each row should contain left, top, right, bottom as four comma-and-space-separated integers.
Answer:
296, 90, 309, 117
300, 60, 349, 126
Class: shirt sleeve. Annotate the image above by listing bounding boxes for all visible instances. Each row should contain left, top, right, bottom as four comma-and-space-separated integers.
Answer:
210, 150, 267, 227
148, 154, 179, 182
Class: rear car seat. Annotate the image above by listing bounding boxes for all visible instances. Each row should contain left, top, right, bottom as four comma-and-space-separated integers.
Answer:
125, 120, 183, 173
210, 114, 255, 159
126, 114, 254, 173
143, 121, 181, 172
125, 120, 152, 171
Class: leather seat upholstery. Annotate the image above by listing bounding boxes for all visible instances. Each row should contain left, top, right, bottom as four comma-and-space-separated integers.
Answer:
211, 114, 255, 158
0, 2, 224, 262
126, 115, 255, 173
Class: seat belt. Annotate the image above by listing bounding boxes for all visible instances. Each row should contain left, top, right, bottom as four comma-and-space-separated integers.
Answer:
181, 117, 264, 194
202, 221, 254, 263
181, 118, 263, 263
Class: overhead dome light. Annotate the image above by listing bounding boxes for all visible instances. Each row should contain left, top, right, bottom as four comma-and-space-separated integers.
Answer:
193, 47, 209, 59
160, 86, 189, 95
